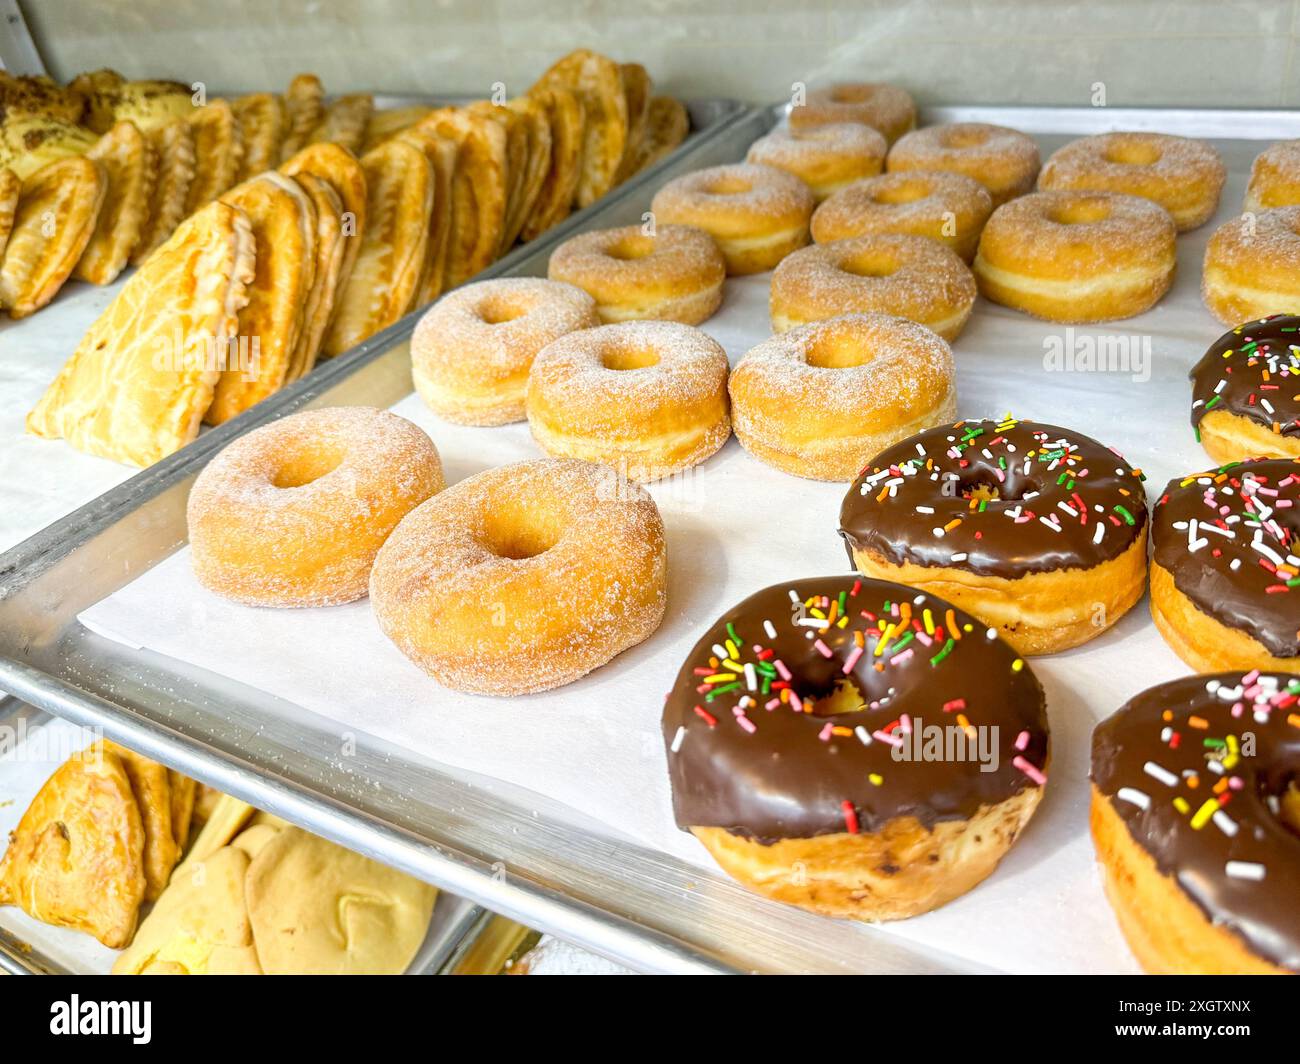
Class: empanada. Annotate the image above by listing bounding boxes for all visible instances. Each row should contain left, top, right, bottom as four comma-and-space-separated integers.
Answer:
102, 741, 177, 902
26, 200, 256, 466
308, 92, 373, 155
0, 747, 146, 949
184, 794, 257, 865
361, 105, 432, 153
631, 96, 689, 175
244, 827, 436, 975
520, 85, 582, 241
284, 171, 345, 380
503, 95, 553, 248
322, 138, 431, 356
531, 49, 628, 207
0, 113, 97, 179
184, 99, 243, 214
74, 73, 191, 134
74, 120, 156, 285
0, 71, 85, 123
278, 73, 324, 161
206, 172, 316, 424
468, 101, 529, 253
0, 156, 106, 318
168, 770, 198, 852
394, 126, 456, 305
0, 167, 19, 259
615, 62, 652, 183
232, 92, 286, 181
130, 116, 197, 264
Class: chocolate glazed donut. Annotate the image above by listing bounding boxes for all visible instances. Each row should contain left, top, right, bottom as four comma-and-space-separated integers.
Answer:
662, 575, 1049, 920
1091, 672, 1300, 973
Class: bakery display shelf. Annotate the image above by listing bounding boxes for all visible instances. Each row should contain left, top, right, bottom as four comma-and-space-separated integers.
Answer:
7, 102, 1300, 976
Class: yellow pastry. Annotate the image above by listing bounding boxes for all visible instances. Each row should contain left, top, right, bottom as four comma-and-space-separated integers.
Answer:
130, 117, 197, 264
74, 120, 156, 285
184, 99, 243, 214
102, 741, 178, 902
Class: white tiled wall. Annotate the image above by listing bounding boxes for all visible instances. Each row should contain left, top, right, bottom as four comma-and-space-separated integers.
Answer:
17, 0, 1300, 108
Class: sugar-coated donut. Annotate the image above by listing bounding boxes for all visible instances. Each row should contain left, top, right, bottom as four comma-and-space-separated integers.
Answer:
745, 123, 887, 202
770, 234, 976, 341
1091, 672, 1300, 974
369, 458, 666, 696
887, 123, 1040, 208
840, 417, 1149, 655
974, 190, 1176, 322
526, 320, 730, 482
188, 407, 444, 608
663, 574, 1049, 921
788, 83, 916, 145
812, 170, 993, 262
1245, 140, 1300, 212
546, 223, 725, 325
651, 163, 814, 275
1039, 132, 1224, 231
411, 278, 598, 426
1190, 314, 1300, 464
1150, 458, 1300, 672
728, 313, 955, 481
1202, 207, 1300, 327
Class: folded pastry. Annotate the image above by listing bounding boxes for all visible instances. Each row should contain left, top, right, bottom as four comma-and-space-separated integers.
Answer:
531, 49, 628, 207
232, 92, 286, 181
0, 167, 19, 259
26, 199, 256, 466
615, 62, 652, 183
468, 101, 529, 253
72, 71, 191, 134
0, 113, 97, 179
130, 117, 197, 264
520, 86, 583, 240
307, 93, 373, 155
392, 125, 456, 305
0, 70, 85, 124
101, 741, 178, 901
278, 73, 324, 162
361, 105, 431, 153
184, 99, 243, 214
503, 95, 553, 248
168, 770, 198, 850
73, 120, 157, 285
631, 96, 688, 175
284, 171, 346, 380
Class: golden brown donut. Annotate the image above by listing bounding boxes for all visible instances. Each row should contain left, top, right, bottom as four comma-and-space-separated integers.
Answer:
188, 407, 444, 607
1245, 140, 1300, 212
1202, 207, 1300, 327
411, 277, 598, 426
788, 83, 916, 145
770, 234, 975, 340
1038, 132, 1225, 231
745, 123, 887, 202
369, 458, 667, 695
973, 190, 1177, 323
887, 123, 1040, 207
728, 313, 956, 481
650, 163, 814, 275
526, 320, 730, 482
546, 223, 725, 325
811, 170, 993, 262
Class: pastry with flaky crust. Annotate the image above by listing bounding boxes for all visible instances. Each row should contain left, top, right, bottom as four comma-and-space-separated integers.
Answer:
0, 747, 146, 949
184, 99, 243, 213
521, 85, 583, 240
392, 125, 456, 305
0, 113, 97, 179
232, 92, 287, 181
630, 95, 689, 176
505, 95, 554, 246
0, 156, 106, 318
307, 93, 373, 155
532, 49, 628, 207
100, 741, 178, 902
74, 120, 156, 285
285, 171, 346, 380
278, 73, 324, 162
27, 200, 256, 466
0, 167, 19, 260
131, 117, 197, 264
615, 61, 652, 184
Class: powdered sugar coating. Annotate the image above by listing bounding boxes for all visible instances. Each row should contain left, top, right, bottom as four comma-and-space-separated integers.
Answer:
788, 83, 916, 145
746, 123, 887, 200
888, 123, 1041, 206
368, 457, 667, 696
1039, 132, 1225, 230
188, 406, 444, 607
1245, 140, 1300, 212
526, 320, 731, 482
812, 170, 993, 261
771, 234, 976, 339
651, 163, 814, 237
1202, 207, 1300, 325
411, 277, 598, 426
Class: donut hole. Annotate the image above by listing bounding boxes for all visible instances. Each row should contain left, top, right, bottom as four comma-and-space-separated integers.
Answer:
481, 506, 562, 560
704, 174, 753, 196
830, 85, 873, 104
807, 676, 866, 717
805, 330, 874, 369
270, 445, 345, 489
840, 253, 900, 279
942, 126, 990, 149
601, 346, 661, 371
1103, 139, 1162, 167
1048, 198, 1112, 226
604, 235, 655, 261
871, 179, 931, 205
476, 295, 529, 325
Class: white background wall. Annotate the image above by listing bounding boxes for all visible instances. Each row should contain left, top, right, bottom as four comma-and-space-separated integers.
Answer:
18, 0, 1300, 109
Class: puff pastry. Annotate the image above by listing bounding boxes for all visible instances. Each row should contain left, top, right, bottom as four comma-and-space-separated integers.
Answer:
308, 93, 373, 155
504, 95, 553, 247
73, 72, 191, 135
284, 171, 345, 380
521, 86, 583, 240
532, 49, 628, 207
393, 125, 456, 305
27, 200, 256, 466
207, 172, 316, 424
74, 120, 156, 285
0, 167, 19, 259
615, 62, 652, 183
0, 156, 106, 318
0, 113, 97, 179
131, 117, 197, 264
0, 748, 146, 949
101, 741, 178, 902
232, 92, 287, 181
184, 99, 243, 214
631, 96, 688, 175
0, 70, 85, 124
361, 105, 431, 153
168, 770, 198, 850
278, 73, 324, 161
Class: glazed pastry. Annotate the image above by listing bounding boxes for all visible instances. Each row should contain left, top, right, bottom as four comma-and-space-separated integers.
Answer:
841, 417, 1149, 655
1038, 132, 1224, 231
1091, 672, 1300, 974
412, 277, 598, 425
662, 575, 1049, 920
1190, 314, 1300, 463
1202, 207, 1300, 326
1150, 459, 1300, 672
746, 123, 887, 202
547, 223, 726, 325
526, 320, 731, 482
811, 169, 992, 263
728, 313, 956, 481
887, 123, 1040, 207
188, 407, 444, 607
650, 163, 814, 275
788, 83, 916, 145
770, 234, 976, 340
369, 458, 667, 696
974, 190, 1176, 322
1244, 140, 1300, 212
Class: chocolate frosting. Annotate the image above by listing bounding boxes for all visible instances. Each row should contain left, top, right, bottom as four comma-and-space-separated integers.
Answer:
1190, 314, 1300, 441
1092, 672, 1300, 971
839, 417, 1148, 577
1151, 459, 1300, 658
662, 575, 1049, 843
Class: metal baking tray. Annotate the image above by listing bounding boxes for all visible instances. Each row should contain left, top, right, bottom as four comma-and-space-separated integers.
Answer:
5, 103, 1300, 975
